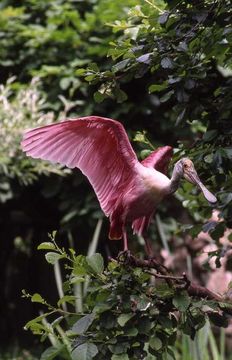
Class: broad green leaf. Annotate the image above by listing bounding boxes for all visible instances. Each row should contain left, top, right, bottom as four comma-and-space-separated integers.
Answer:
112, 59, 130, 72
75, 68, 86, 76
140, 149, 152, 159
85, 74, 96, 82
149, 337, 162, 351
88, 63, 99, 72
117, 313, 133, 327
71, 342, 98, 360
73, 255, 89, 276
114, 88, 128, 103
31, 293, 45, 304
86, 253, 104, 274
173, 291, 190, 312
136, 53, 152, 64
131, 295, 151, 311
124, 327, 138, 336
203, 130, 218, 142
41, 345, 66, 360
57, 295, 76, 307
160, 90, 174, 103
137, 317, 151, 334
37, 242, 56, 251
45, 252, 64, 265
161, 57, 173, 69
71, 313, 95, 335
111, 355, 129, 360
159, 12, 169, 25
149, 81, 168, 93
109, 342, 129, 355
94, 91, 106, 103
24, 312, 51, 330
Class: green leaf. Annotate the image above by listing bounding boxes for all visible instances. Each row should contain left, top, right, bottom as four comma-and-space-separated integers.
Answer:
31, 293, 45, 304
71, 343, 98, 360
130, 295, 151, 311
173, 291, 190, 312
160, 90, 174, 103
112, 59, 130, 72
124, 327, 138, 337
228, 233, 232, 242
24, 312, 51, 330
45, 252, 64, 265
149, 337, 162, 351
76, 68, 86, 76
117, 313, 133, 327
204, 154, 214, 163
149, 81, 168, 93
136, 53, 152, 64
109, 342, 129, 355
86, 253, 104, 274
203, 130, 218, 142
202, 221, 217, 233
41, 345, 66, 360
73, 255, 89, 276
161, 57, 174, 69
71, 313, 95, 335
57, 295, 76, 307
94, 91, 106, 103
85, 74, 96, 82
159, 12, 169, 25
114, 88, 128, 103
88, 63, 99, 72
137, 317, 151, 334
37, 242, 56, 251
60, 77, 71, 90
111, 355, 129, 360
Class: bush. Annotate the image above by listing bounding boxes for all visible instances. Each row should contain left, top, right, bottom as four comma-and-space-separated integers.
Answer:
24, 234, 232, 360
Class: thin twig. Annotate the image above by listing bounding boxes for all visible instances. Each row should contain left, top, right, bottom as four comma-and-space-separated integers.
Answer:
117, 252, 232, 313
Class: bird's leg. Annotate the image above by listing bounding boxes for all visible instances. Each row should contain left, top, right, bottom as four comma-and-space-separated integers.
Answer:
144, 237, 155, 258
117, 229, 131, 263
123, 228, 128, 251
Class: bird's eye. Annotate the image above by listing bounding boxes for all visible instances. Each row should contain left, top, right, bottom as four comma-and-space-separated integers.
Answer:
183, 163, 188, 169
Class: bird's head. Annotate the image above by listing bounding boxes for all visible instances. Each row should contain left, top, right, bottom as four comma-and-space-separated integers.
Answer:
174, 158, 217, 204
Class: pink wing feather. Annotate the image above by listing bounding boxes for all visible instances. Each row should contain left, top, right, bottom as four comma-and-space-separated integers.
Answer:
21, 116, 139, 216
141, 146, 173, 173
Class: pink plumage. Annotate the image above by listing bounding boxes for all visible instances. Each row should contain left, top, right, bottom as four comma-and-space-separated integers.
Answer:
21, 116, 173, 250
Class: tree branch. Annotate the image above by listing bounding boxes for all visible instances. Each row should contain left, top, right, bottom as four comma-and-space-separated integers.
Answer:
118, 252, 232, 315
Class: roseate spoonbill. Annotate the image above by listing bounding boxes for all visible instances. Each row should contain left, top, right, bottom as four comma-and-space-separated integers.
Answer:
21, 116, 217, 251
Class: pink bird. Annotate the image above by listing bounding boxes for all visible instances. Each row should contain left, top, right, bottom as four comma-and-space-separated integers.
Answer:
21, 116, 217, 252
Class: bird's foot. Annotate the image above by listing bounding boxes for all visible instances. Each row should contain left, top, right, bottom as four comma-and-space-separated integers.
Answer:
117, 249, 132, 264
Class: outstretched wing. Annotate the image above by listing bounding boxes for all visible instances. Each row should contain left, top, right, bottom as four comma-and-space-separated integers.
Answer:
132, 146, 173, 236
141, 146, 173, 175
21, 116, 139, 216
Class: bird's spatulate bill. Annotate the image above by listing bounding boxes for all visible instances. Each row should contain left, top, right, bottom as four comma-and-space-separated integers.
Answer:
187, 169, 217, 204
198, 182, 217, 204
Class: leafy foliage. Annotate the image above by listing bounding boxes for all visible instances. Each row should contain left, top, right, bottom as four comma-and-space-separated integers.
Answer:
23, 236, 232, 360
0, 0, 138, 110
0, 76, 72, 202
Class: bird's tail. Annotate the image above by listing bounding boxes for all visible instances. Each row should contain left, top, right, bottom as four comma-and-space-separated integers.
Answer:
108, 220, 123, 240
132, 213, 154, 237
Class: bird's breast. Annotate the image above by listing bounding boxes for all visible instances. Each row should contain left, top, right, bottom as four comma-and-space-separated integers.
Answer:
140, 165, 171, 196
122, 167, 170, 222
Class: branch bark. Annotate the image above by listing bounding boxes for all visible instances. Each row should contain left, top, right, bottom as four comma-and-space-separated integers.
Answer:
118, 252, 232, 315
